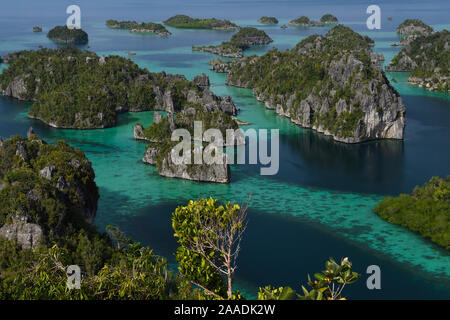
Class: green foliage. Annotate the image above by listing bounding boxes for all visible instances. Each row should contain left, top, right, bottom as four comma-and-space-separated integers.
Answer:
47, 26, 88, 44
106, 19, 139, 29
194, 27, 272, 56
292, 16, 311, 24
0, 47, 199, 128
0, 239, 198, 300
258, 258, 359, 300
397, 19, 434, 34
258, 286, 296, 300
106, 20, 170, 35
374, 176, 450, 249
164, 15, 238, 30
0, 135, 98, 233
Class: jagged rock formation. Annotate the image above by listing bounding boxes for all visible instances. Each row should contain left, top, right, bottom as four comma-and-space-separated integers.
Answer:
0, 132, 99, 249
289, 16, 324, 27
396, 19, 433, 40
142, 145, 230, 183
0, 47, 237, 128
387, 29, 449, 92
47, 26, 88, 44
215, 25, 406, 143
193, 73, 211, 87
33, 26, 42, 33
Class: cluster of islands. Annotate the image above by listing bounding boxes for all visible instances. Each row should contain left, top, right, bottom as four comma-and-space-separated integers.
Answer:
0, 14, 448, 299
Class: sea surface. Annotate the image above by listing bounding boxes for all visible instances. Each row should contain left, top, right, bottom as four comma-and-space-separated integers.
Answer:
0, 0, 449, 299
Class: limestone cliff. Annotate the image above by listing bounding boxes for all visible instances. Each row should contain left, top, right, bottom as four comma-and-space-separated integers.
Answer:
0, 131, 99, 249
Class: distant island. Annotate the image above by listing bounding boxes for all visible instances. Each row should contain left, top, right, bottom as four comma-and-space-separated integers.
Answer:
0, 47, 238, 129
47, 26, 88, 44
163, 15, 239, 30
106, 20, 171, 36
289, 16, 324, 27
193, 27, 273, 58
374, 176, 450, 250
320, 14, 338, 24
258, 16, 278, 24
211, 25, 405, 143
33, 26, 42, 32
387, 21, 449, 92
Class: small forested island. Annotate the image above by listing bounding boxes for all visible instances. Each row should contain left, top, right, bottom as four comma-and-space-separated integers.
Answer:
163, 15, 239, 30
106, 20, 171, 36
134, 105, 242, 183
33, 26, 42, 33
396, 19, 434, 46
320, 14, 338, 24
289, 16, 324, 27
0, 132, 200, 299
0, 47, 237, 129
211, 25, 406, 143
47, 26, 89, 44
387, 29, 449, 92
374, 176, 450, 250
258, 16, 278, 24
192, 27, 273, 58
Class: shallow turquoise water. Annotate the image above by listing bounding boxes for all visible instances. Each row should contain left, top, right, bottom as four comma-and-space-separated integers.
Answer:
0, 0, 449, 299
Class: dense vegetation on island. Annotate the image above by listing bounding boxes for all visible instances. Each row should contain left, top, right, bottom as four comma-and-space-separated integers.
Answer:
0, 47, 235, 129
47, 26, 88, 44
0, 134, 359, 299
164, 15, 239, 30
211, 25, 405, 143
289, 16, 324, 27
387, 28, 449, 92
193, 27, 273, 58
320, 14, 338, 24
374, 176, 450, 250
397, 19, 434, 35
106, 20, 171, 36
258, 16, 278, 24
